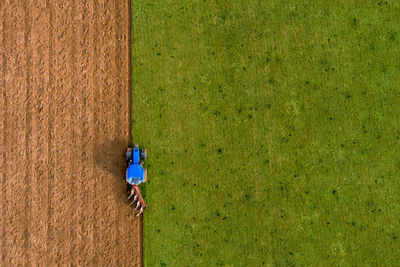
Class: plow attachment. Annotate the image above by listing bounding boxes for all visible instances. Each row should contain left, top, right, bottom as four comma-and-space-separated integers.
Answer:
128, 185, 147, 217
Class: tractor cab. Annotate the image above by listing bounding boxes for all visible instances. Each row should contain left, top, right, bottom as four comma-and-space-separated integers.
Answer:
126, 145, 147, 185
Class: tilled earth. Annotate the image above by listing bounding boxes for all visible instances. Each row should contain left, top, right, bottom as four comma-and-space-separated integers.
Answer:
0, 1, 141, 265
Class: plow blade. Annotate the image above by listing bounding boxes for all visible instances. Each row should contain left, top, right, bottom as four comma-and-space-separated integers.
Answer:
131, 185, 147, 215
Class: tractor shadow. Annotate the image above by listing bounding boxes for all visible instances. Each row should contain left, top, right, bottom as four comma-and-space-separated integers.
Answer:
93, 139, 130, 203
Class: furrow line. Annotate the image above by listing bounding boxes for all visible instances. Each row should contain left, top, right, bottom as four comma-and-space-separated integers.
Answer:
111, 1, 121, 266
91, 0, 100, 264
86, 1, 96, 264
23, 2, 31, 264
48, 2, 74, 264
72, 1, 92, 265
114, 1, 123, 266
0, 5, 6, 263
46, 1, 54, 264
96, 1, 117, 264
68, 1, 77, 264
28, 1, 51, 264
3, 2, 28, 265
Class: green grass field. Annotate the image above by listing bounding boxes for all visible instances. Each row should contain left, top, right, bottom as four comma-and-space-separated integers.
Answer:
131, 1, 400, 265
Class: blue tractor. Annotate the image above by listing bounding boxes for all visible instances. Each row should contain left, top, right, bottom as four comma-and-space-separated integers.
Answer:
126, 143, 147, 216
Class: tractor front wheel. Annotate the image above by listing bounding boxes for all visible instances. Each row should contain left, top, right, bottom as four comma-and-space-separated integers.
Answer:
126, 147, 133, 162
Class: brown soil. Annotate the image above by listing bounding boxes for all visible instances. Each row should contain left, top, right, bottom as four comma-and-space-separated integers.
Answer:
0, 1, 140, 266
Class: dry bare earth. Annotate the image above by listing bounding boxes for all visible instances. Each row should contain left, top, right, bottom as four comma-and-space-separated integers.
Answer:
0, 1, 141, 266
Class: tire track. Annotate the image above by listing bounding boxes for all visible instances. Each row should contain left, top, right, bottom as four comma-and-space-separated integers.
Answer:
28, 2, 50, 264
72, 1, 92, 265
48, 2, 74, 265
3, 2, 28, 265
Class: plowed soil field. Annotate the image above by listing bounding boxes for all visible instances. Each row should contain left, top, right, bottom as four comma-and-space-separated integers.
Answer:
0, 1, 140, 266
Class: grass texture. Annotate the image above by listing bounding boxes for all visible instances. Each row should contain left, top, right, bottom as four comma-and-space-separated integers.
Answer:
132, 1, 400, 265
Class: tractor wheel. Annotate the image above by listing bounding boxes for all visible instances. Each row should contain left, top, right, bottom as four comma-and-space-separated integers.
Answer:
126, 147, 133, 162
140, 148, 147, 160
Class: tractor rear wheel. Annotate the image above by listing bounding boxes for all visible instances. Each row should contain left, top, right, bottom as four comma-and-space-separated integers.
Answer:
140, 148, 147, 160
